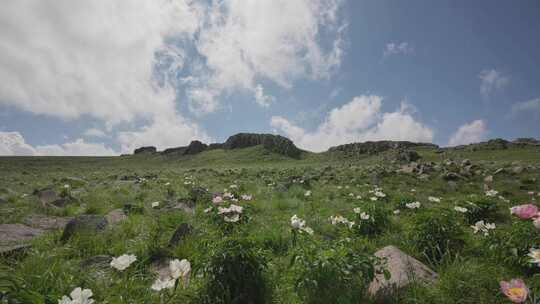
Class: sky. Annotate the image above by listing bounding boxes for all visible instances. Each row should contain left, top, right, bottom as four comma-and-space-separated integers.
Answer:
1, 0, 539, 156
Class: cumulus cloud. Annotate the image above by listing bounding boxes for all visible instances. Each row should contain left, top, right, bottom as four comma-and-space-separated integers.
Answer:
383, 42, 414, 57
83, 128, 107, 138
0, 131, 116, 156
270, 95, 434, 152
447, 120, 487, 146
253, 85, 274, 108
479, 69, 509, 99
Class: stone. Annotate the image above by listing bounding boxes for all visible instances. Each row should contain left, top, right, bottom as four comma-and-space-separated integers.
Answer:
398, 163, 418, 174
172, 202, 195, 215
447, 181, 458, 191
397, 150, 421, 163
368, 246, 438, 297
36, 188, 60, 205
134, 146, 157, 154
484, 175, 493, 183
443, 172, 461, 181
168, 223, 193, 247
461, 159, 471, 167
0, 224, 44, 254
61, 215, 108, 242
105, 209, 127, 225
223, 133, 303, 159
24, 215, 72, 230
512, 166, 524, 174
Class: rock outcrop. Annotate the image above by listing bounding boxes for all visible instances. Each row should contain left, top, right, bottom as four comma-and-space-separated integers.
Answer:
134, 146, 157, 154
328, 141, 438, 157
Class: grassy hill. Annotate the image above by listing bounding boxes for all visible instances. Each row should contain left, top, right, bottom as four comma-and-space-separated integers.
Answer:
1, 142, 539, 303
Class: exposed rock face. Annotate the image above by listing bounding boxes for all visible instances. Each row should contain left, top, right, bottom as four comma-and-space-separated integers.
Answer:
397, 149, 421, 163
224, 133, 303, 158
24, 215, 72, 230
61, 215, 108, 242
134, 146, 157, 154
450, 137, 540, 151
184, 140, 208, 155
368, 246, 438, 297
328, 141, 438, 157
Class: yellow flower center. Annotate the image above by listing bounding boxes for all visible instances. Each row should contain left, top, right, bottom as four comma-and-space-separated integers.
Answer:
508, 287, 525, 297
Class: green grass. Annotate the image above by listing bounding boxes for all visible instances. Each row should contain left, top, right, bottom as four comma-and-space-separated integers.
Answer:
1, 145, 539, 303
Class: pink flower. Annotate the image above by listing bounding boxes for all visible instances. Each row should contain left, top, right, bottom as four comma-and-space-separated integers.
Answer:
500, 279, 529, 303
510, 204, 539, 219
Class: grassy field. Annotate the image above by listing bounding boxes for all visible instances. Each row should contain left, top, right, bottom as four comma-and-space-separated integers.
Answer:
1, 145, 539, 303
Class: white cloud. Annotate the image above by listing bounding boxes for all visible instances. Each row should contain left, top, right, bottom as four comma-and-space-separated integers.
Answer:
479, 69, 509, 99
448, 120, 487, 146
511, 98, 540, 116
271, 95, 434, 152
383, 42, 414, 56
187, 0, 345, 112
0, 131, 116, 156
83, 128, 107, 138
253, 84, 274, 108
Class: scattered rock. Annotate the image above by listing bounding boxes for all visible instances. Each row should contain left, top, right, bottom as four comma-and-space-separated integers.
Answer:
105, 209, 127, 225
168, 223, 193, 247
368, 246, 438, 297
61, 215, 108, 242
24, 215, 72, 230
0, 224, 44, 254
134, 146, 157, 154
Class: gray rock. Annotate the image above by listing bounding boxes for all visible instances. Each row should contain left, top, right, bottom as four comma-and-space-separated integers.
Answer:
168, 223, 193, 247
368, 246, 438, 297
484, 175, 493, 183
443, 172, 461, 181
105, 209, 127, 225
134, 146, 157, 154
0, 224, 44, 254
24, 215, 72, 230
397, 150, 421, 163
461, 159, 471, 167
512, 166, 524, 174
36, 189, 60, 205
61, 215, 108, 242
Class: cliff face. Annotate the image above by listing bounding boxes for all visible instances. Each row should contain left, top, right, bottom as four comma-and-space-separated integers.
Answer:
327, 141, 438, 156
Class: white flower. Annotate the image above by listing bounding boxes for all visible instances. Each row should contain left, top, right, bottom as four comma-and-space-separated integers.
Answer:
485, 189, 498, 197
528, 248, 540, 266
405, 202, 421, 209
428, 196, 441, 203
393, 210, 401, 215
353, 207, 361, 214
58, 287, 94, 304
290, 215, 313, 234
374, 191, 386, 198
204, 207, 213, 213
471, 220, 496, 236
356, 195, 362, 200
411, 188, 416, 192
230, 184, 238, 189
165, 182, 171, 186
212, 196, 223, 204
241, 194, 253, 201
218, 204, 243, 215
184, 181, 191, 185
360, 212, 370, 220
110, 254, 137, 271
528, 191, 535, 196
224, 213, 240, 222
170, 259, 191, 280
151, 201, 160, 208
223, 192, 234, 199
304, 190, 312, 197
151, 277, 176, 291
64, 184, 70, 189
370, 197, 378, 201
534, 217, 540, 229
329, 215, 355, 228
454, 206, 468, 213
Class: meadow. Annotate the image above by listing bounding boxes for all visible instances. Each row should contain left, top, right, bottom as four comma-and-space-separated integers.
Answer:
1, 143, 540, 303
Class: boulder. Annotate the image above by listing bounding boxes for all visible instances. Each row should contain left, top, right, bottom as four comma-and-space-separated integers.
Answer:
368, 246, 438, 297
0, 224, 44, 254
24, 215, 72, 230
184, 140, 208, 155
105, 209, 127, 225
224, 133, 303, 159
61, 215, 108, 242
168, 223, 193, 247
443, 172, 461, 181
397, 150, 421, 163
328, 141, 438, 156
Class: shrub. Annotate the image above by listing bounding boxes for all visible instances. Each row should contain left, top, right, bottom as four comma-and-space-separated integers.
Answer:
484, 219, 540, 271
409, 210, 465, 264
198, 237, 269, 304
291, 239, 382, 303
353, 203, 390, 236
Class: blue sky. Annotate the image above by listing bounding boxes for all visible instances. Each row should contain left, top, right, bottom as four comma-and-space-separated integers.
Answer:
1, 0, 539, 155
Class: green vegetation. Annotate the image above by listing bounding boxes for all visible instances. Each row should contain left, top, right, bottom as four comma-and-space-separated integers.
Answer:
1, 143, 539, 303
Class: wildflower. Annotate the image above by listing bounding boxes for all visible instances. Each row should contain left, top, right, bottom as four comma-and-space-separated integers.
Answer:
428, 196, 441, 203
224, 213, 240, 222
151, 277, 176, 291
393, 210, 400, 215
528, 248, 540, 266
329, 215, 355, 228
510, 204, 539, 219
229, 184, 238, 189
110, 254, 137, 271
304, 190, 312, 197
170, 259, 191, 280
533, 217, 540, 229
370, 197, 378, 201
485, 189, 498, 197
58, 287, 94, 304
223, 192, 234, 199
500, 279, 528, 303
405, 202, 421, 209
218, 204, 243, 214
204, 207, 212, 213
151, 201, 160, 208
374, 191, 386, 198
356, 195, 362, 200
165, 182, 171, 186
454, 206, 468, 213
360, 212, 370, 220
212, 196, 223, 204
290, 215, 313, 234
64, 184, 70, 189
241, 194, 253, 201
471, 220, 496, 236
353, 207, 361, 214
